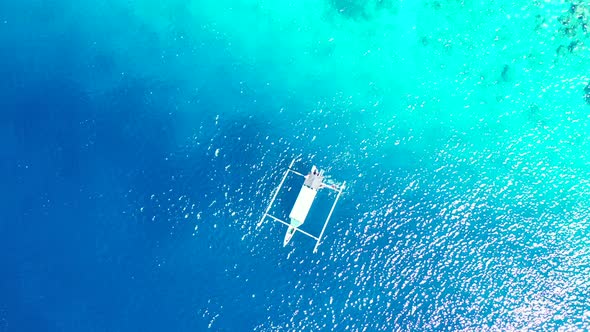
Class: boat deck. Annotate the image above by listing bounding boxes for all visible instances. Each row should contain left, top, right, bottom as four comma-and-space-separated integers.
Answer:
304, 173, 324, 190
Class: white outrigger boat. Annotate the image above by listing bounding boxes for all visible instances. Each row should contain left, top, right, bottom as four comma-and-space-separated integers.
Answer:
258, 158, 346, 253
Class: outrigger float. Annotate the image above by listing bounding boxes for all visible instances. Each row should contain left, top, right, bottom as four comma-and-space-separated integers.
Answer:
258, 158, 346, 253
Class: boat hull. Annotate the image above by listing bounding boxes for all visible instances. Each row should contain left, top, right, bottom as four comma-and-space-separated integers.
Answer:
283, 226, 296, 246
289, 185, 317, 225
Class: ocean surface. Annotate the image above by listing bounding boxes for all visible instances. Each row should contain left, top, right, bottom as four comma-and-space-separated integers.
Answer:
2, 0, 590, 331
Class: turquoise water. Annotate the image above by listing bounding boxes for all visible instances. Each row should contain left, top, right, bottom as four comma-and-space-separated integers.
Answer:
2, 0, 590, 330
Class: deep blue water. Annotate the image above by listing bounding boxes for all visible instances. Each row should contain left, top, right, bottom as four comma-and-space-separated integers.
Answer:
0, 7, 289, 329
